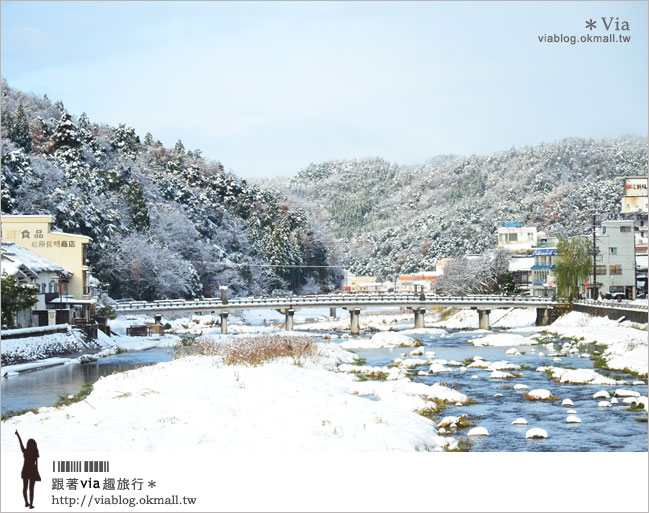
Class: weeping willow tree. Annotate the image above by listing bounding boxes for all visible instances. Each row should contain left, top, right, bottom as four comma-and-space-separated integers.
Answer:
554, 236, 591, 301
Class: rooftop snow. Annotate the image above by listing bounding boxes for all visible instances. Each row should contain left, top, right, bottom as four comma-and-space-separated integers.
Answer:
1, 243, 73, 277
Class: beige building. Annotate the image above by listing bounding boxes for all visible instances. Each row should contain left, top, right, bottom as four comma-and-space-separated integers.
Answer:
1, 215, 92, 301
496, 223, 537, 252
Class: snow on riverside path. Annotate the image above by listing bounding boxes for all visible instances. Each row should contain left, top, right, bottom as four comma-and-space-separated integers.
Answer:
1, 346, 453, 453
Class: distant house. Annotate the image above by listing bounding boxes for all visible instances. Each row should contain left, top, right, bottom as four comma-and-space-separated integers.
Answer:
1, 242, 74, 327
508, 255, 534, 294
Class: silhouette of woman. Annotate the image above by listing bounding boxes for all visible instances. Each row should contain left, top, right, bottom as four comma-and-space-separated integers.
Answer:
15, 430, 40, 509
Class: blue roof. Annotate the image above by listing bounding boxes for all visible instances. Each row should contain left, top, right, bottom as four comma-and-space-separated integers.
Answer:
531, 265, 556, 270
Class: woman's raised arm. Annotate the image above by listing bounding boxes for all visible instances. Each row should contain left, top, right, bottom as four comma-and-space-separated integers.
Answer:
15, 430, 25, 453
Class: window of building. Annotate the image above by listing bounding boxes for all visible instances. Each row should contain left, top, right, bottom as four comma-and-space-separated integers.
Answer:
594, 265, 606, 275
609, 247, 617, 255
508, 233, 518, 242
41, 283, 46, 294
49, 281, 57, 293
609, 265, 622, 275
620, 226, 632, 233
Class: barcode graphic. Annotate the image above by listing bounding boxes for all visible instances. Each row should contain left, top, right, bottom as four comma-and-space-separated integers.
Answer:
53, 461, 110, 472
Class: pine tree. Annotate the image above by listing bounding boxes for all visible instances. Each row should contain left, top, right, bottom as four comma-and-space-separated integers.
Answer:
51, 110, 82, 162
125, 181, 150, 230
174, 139, 185, 154
143, 132, 154, 145
1, 108, 14, 136
11, 103, 32, 152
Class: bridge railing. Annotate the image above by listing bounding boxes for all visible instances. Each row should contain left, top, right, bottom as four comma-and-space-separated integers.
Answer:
573, 299, 648, 312
114, 294, 558, 311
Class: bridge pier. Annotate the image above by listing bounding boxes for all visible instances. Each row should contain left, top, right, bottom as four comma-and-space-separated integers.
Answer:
413, 308, 426, 329
220, 313, 229, 334
285, 309, 295, 331
535, 308, 550, 326
330, 307, 336, 319
348, 308, 361, 335
478, 309, 491, 330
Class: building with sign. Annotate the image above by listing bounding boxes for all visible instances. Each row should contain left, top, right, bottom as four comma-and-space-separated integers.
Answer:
589, 219, 637, 299
496, 223, 537, 253
619, 176, 648, 256
622, 176, 648, 214
1, 215, 95, 313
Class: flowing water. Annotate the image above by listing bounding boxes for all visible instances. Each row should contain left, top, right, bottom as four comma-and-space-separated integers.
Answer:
346, 329, 648, 452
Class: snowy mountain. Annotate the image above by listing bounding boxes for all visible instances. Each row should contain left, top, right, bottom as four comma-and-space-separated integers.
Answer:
265, 138, 647, 278
1, 80, 340, 299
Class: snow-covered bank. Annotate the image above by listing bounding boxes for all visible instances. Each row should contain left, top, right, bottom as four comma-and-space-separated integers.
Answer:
545, 311, 648, 377
1, 319, 181, 372
1, 327, 99, 365
1, 342, 456, 452
431, 308, 537, 329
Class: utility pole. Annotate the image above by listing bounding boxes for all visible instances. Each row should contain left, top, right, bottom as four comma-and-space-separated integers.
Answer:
592, 215, 598, 300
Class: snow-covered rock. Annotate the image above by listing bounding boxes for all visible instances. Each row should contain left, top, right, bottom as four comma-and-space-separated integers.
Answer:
614, 389, 641, 398
429, 363, 451, 374
566, 409, 577, 414
526, 389, 552, 400
437, 416, 460, 428
490, 370, 514, 379
598, 401, 612, 408
493, 393, 503, 398
561, 398, 574, 406
547, 367, 617, 386
472, 333, 536, 347
566, 415, 582, 424
487, 361, 521, 371
399, 358, 428, 369
513, 384, 530, 390
512, 418, 528, 425
525, 428, 548, 439
470, 375, 479, 380
610, 397, 619, 404
468, 360, 490, 369
340, 331, 420, 349
593, 390, 610, 400
467, 427, 489, 436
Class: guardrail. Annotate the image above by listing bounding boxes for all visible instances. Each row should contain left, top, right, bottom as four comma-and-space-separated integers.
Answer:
573, 299, 648, 312
113, 294, 559, 313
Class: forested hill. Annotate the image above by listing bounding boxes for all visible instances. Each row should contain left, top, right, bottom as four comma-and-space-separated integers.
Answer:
1, 80, 340, 299
273, 137, 647, 278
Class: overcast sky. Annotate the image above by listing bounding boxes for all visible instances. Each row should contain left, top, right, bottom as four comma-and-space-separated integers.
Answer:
2, 1, 647, 178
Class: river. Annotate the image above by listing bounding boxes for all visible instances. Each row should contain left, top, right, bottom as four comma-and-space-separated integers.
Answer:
2, 318, 647, 451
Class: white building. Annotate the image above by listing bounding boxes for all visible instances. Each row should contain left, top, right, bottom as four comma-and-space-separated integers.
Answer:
590, 220, 637, 299
496, 223, 537, 252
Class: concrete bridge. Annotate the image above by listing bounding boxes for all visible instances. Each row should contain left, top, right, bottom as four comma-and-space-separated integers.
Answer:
114, 294, 562, 334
